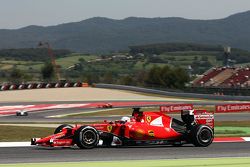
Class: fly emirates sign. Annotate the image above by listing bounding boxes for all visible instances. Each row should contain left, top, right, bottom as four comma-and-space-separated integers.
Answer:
216, 103, 250, 112
160, 104, 193, 113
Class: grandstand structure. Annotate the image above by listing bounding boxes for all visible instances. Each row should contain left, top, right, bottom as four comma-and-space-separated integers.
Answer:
192, 67, 250, 88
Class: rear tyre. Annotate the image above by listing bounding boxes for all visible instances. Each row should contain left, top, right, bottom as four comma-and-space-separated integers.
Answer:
54, 124, 73, 134
74, 126, 99, 149
190, 125, 214, 147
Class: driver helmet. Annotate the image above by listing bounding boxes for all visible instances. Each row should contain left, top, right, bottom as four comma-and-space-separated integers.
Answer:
121, 116, 131, 122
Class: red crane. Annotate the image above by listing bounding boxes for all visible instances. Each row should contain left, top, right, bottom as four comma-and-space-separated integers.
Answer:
38, 42, 61, 81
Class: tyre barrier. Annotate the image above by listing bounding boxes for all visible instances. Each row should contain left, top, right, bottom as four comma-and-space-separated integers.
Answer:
74, 82, 82, 87
64, 82, 71, 88
0, 82, 88, 91
37, 83, 46, 89
1, 85, 9, 91
45, 83, 52, 88
55, 83, 61, 88
9, 85, 17, 90
18, 84, 26, 90
27, 83, 38, 89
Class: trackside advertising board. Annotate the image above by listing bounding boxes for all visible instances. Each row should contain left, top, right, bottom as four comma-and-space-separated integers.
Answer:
216, 103, 250, 113
160, 104, 193, 113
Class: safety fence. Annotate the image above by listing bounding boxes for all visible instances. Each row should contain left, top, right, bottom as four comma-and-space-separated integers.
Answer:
95, 84, 250, 101
159, 103, 250, 113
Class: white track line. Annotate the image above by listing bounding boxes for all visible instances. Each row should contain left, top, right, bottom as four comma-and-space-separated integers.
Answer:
1, 137, 250, 147
0, 142, 31, 147
242, 137, 250, 141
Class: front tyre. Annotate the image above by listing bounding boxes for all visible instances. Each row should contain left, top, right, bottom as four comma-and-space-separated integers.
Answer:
190, 125, 214, 147
54, 124, 73, 134
74, 126, 99, 149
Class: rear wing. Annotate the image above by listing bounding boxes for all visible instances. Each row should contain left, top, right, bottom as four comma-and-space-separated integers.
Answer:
180, 109, 214, 129
193, 110, 214, 129
160, 104, 214, 129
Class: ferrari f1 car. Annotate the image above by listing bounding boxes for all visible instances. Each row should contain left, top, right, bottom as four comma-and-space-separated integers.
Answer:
97, 103, 113, 108
31, 108, 214, 148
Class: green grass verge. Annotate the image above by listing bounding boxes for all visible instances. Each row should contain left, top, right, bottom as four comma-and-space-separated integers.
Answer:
1, 158, 250, 167
65, 107, 160, 117
215, 121, 250, 127
56, 54, 98, 68
215, 127, 250, 137
126, 91, 206, 101
0, 126, 54, 142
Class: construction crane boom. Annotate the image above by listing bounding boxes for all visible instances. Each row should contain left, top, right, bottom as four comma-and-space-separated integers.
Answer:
38, 42, 61, 81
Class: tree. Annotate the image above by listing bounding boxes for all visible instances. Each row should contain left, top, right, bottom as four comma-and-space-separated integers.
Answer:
103, 72, 114, 84
160, 65, 172, 87
173, 67, 190, 88
23, 74, 33, 82
78, 58, 86, 64
9, 68, 23, 83
193, 56, 198, 61
144, 65, 189, 89
201, 56, 208, 61
145, 65, 162, 87
41, 62, 54, 81
82, 73, 100, 85
119, 75, 134, 85
134, 70, 147, 86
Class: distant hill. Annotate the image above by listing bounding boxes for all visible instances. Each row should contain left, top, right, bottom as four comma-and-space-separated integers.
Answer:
0, 11, 250, 53
0, 48, 71, 61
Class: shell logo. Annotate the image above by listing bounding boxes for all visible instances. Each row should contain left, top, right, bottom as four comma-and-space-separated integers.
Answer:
148, 130, 154, 137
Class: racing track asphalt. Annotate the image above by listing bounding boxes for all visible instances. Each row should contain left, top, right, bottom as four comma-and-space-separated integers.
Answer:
1, 100, 250, 123
0, 108, 250, 123
0, 100, 247, 106
0, 101, 249, 164
0, 143, 250, 163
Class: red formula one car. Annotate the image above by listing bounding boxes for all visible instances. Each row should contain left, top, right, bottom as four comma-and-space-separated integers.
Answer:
31, 108, 214, 148
97, 103, 113, 108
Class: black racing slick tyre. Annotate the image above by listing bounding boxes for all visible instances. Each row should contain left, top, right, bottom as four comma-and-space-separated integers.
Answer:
54, 124, 73, 134
74, 126, 99, 149
190, 125, 214, 147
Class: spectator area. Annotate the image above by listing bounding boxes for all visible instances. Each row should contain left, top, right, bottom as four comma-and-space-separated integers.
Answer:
192, 67, 250, 88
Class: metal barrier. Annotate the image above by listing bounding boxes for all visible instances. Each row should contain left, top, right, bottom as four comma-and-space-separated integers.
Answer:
95, 84, 250, 101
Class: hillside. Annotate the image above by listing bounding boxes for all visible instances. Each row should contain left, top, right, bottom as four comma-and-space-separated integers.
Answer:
1, 43, 250, 82
0, 11, 250, 53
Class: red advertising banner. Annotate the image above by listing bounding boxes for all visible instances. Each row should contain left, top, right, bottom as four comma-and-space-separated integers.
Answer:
160, 104, 193, 113
216, 103, 250, 113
